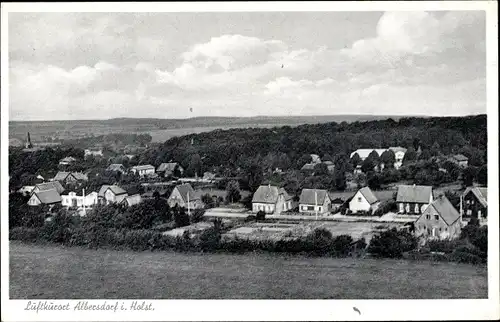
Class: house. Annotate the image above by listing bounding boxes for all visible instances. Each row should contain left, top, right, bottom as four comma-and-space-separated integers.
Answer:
388, 147, 407, 169
27, 189, 62, 206
61, 191, 98, 209
310, 154, 321, 164
53, 171, 88, 184
350, 149, 388, 161
396, 184, 433, 214
203, 171, 216, 181
59, 156, 77, 166
299, 189, 331, 215
415, 195, 461, 239
157, 162, 184, 177
33, 181, 65, 194
251, 185, 293, 214
121, 194, 142, 207
461, 187, 487, 225
167, 183, 203, 209
98, 185, 128, 205
130, 164, 156, 177
106, 163, 126, 174
451, 154, 469, 168
84, 149, 103, 158
301, 163, 316, 172
18, 186, 35, 196
349, 187, 380, 214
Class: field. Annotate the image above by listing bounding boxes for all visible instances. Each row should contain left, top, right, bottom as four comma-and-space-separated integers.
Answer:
10, 242, 487, 299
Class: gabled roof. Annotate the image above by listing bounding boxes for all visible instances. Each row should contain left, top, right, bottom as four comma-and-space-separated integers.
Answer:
301, 163, 315, 171
107, 164, 125, 172
453, 154, 469, 161
173, 183, 199, 202
463, 186, 488, 208
122, 194, 142, 206
70, 172, 88, 181
323, 161, 334, 166
252, 185, 291, 204
299, 189, 329, 205
358, 187, 379, 205
32, 189, 62, 204
350, 149, 388, 159
157, 162, 182, 173
389, 147, 407, 154
35, 181, 65, 194
60, 156, 76, 163
424, 196, 460, 226
131, 164, 155, 171
396, 185, 433, 203
98, 185, 127, 197
310, 154, 321, 163
53, 171, 70, 181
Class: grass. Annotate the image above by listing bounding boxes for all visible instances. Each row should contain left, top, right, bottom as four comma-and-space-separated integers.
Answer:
10, 241, 487, 299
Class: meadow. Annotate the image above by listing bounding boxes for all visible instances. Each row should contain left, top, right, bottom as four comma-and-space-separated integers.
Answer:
10, 242, 487, 299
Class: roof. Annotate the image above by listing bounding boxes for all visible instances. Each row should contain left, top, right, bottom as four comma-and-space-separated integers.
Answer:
252, 185, 291, 203
350, 149, 388, 159
425, 196, 461, 226
107, 164, 125, 171
173, 183, 199, 202
53, 171, 70, 181
358, 187, 379, 205
323, 161, 334, 165
98, 185, 127, 197
33, 189, 62, 204
122, 194, 142, 206
60, 156, 76, 162
389, 147, 407, 154
301, 163, 315, 171
396, 185, 433, 203
132, 164, 155, 171
157, 162, 180, 172
299, 189, 329, 205
463, 186, 488, 208
310, 154, 321, 163
453, 154, 469, 161
70, 172, 88, 181
35, 181, 65, 194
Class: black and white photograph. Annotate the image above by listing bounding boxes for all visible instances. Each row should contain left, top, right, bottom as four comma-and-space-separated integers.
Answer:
1, 1, 498, 321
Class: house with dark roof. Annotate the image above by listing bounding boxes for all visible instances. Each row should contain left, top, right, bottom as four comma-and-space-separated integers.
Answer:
299, 189, 331, 214
27, 189, 62, 206
53, 171, 88, 184
461, 186, 488, 225
251, 184, 293, 214
106, 163, 126, 174
98, 185, 128, 205
157, 162, 184, 177
415, 195, 461, 239
396, 184, 433, 214
32, 181, 65, 195
167, 183, 203, 209
121, 194, 142, 207
349, 187, 380, 214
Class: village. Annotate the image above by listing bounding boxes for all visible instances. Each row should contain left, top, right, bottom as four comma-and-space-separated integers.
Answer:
12, 131, 488, 249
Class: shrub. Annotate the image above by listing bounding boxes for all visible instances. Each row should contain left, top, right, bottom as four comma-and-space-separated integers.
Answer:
256, 211, 266, 221
191, 209, 206, 223
306, 228, 332, 256
332, 235, 354, 256
373, 200, 396, 216
367, 228, 418, 258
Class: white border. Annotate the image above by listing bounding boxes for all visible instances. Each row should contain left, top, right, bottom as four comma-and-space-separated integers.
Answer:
1, 2, 499, 321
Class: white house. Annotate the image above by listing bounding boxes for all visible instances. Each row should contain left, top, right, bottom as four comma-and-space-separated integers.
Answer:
251, 185, 293, 214
299, 189, 331, 215
18, 186, 35, 196
415, 195, 461, 240
167, 183, 203, 210
61, 191, 98, 209
350, 147, 407, 170
59, 156, 77, 166
130, 165, 156, 177
84, 149, 103, 158
349, 187, 380, 214
388, 147, 407, 169
27, 189, 62, 206
98, 185, 128, 205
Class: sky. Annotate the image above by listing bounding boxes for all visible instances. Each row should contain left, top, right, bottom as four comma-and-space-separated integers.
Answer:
8, 11, 486, 120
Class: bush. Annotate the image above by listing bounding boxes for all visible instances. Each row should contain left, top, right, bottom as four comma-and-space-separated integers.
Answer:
256, 211, 266, 221
332, 235, 354, 256
198, 226, 222, 252
373, 200, 396, 216
306, 228, 332, 256
367, 228, 418, 258
191, 209, 206, 223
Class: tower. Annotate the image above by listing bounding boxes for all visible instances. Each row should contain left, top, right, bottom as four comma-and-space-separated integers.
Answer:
25, 132, 33, 149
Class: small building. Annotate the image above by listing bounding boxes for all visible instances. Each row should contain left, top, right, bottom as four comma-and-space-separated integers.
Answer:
33, 181, 65, 195
396, 184, 433, 214
59, 156, 77, 166
53, 171, 88, 184
203, 171, 216, 181
415, 195, 461, 239
310, 154, 321, 164
61, 191, 98, 209
330, 197, 345, 213
167, 183, 203, 209
251, 185, 293, 215
461, 186, 488, 225
27, 189, 62, 206
106, 163, 126, 174
98, 185, 128, 205
84, 149, 103, 158
157, 162, 184, 177
349, 187, 380, 214
121, 194, 142, 207
18, 186, 35, 196
388, 147, 407, 169
130, 164, 156, 177
299, 189, 331, 215
450, 154, 469, 168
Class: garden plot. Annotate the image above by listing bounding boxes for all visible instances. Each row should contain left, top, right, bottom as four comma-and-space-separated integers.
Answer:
316, 222, 404, 242
223, 222, 310, 240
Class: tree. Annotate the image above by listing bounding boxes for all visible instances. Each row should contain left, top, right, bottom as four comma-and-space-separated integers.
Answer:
313, 163, 329, 176
246, 164, 263, 192
402, 146, 417, 165
380, 150, 396, 169
256, 210, 266, 221
173, 206, 190, 227
361, 158, 375, 174
430, 141, 441, 157
461, 167, 477, 187
186, 153, 202, 177
476, 165, 487, 185
353, 173, 366, 189
367, 172, 382, 190
412, 138, 421, 151
225, 180, 241, 204
350, 153, 361, 167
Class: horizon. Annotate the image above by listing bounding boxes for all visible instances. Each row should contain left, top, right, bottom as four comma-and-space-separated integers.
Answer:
8, 11, 486, 121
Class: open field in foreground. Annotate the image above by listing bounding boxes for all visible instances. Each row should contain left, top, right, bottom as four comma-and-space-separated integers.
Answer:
10, 242, 487, 299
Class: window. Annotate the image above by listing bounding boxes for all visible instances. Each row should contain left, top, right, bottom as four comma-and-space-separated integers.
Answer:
406, 204, 410, 213
466, 200, 470, 204
434, 215, 439, 221
467, 209, 472, 215
358, 197, 362, 202
415, 204, 419, 213
426, 214, 430, 220
471, 200, 474, 205
318, 206, 322, 212
439, 228, 441, 232
478, 210, 482, 218
399, 203, 404, 212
